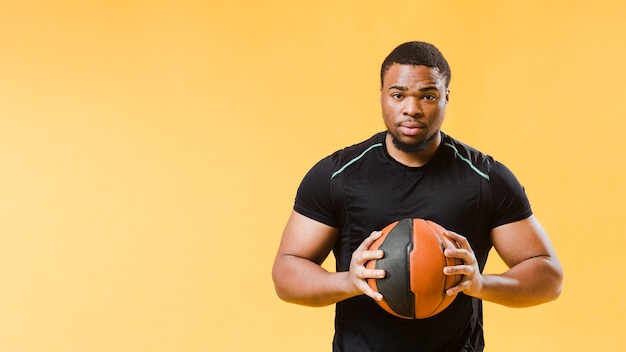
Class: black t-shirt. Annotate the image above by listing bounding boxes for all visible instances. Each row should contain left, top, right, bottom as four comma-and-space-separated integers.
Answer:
294, 131, 532, 352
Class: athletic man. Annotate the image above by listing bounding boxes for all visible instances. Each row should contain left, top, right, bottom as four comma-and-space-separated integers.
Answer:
272, 41, 563, 351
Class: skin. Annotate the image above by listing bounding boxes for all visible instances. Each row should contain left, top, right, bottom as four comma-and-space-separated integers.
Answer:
272, 63, 563, 308
380, 64, 449, 167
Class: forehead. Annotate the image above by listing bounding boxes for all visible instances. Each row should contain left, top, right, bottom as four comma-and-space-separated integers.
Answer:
383, 64, 446, 88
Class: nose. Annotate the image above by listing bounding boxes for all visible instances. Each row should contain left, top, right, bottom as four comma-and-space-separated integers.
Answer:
402, 97, 422, 117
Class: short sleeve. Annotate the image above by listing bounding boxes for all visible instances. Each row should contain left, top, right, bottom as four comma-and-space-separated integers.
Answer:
293, 156, 340, 228
490, 161, 533, 228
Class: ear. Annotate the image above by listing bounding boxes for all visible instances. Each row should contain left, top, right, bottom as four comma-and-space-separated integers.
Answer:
445, 88, 450, 102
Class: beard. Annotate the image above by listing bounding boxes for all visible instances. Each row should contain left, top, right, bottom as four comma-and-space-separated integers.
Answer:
390, 130, 439, 153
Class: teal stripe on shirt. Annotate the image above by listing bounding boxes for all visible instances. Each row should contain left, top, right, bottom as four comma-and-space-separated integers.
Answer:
331, 143, 383, 179
443, 143, 490, 181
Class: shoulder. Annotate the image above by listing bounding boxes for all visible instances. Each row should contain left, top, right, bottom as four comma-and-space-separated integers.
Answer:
327, 132, 386, 179
303, 132, 386, 179
331, 132, 386, 164
439, 133, 525, 186
294, 132, 386, 227
439, 133, 494, 181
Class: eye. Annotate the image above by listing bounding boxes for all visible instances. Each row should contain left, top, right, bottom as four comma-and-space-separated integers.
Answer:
423, 94, 437, 101
391, 93, 403, 99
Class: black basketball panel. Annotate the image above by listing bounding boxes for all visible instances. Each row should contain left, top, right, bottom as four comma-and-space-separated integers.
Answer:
375, 218, 415, 318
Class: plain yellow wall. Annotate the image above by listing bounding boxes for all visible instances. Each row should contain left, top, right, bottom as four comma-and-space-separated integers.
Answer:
1, 1, 625, 351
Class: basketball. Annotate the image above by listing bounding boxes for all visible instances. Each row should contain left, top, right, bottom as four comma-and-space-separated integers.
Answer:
365, 218, 464, 319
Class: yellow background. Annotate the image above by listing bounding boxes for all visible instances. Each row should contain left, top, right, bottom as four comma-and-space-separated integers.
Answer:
1, 1, 624, 351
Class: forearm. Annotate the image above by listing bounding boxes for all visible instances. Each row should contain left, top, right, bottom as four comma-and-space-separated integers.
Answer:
473, 256, 563, 308
272, 254, 358, 307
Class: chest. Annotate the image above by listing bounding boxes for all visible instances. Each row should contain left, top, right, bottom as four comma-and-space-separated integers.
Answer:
344, 163, 482, 227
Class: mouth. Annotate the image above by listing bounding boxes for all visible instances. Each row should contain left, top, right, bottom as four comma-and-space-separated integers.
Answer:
398, 123, 426, 136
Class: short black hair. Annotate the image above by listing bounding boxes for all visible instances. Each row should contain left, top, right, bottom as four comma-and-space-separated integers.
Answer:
380, 41, 451, 87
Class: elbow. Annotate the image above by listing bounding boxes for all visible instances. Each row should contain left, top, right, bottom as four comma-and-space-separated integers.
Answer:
541, 280, 563, 305
272, 264, 290, 302
549, 263, 564, 301
512, 257, 564, 307
271, 260, 303, 305
272, 262, 332, 307
272, 272, 315, 306
272, 278, 313, 306
272, 276, 293, 303
536, 258, 564, 305
274, 286, 291, 303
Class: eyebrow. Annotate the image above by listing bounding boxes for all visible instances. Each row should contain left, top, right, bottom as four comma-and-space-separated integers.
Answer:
388, 85, 439, 92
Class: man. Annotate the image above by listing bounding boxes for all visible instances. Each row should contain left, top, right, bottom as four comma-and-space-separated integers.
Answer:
272, 41, 563, 351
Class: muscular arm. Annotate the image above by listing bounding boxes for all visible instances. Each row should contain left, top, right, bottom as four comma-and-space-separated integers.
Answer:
272, 211, 384, 307
445, 215, 563, 307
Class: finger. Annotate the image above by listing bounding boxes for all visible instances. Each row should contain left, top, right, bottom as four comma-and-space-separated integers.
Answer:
354, 232, 384, 265
444, 230, 468, 248
445, 280, 470, 296
358, 279, 384, 301
443, 264, 474, 276
359, 265, 386, 280
361, 248, 385, 262
358, 231, 383, 250
444, 248, 472, 263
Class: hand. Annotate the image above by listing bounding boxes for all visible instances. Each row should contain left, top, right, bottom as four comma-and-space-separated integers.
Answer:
443, 231, 484, 297
348, 231, 386, 301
